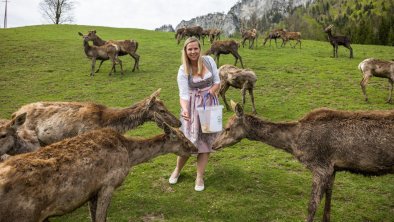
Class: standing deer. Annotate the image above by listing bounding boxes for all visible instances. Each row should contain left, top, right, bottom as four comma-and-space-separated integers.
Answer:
359, 58, 394, 103
1, 89, 181, 156
263, 29, 283, 47
277, 30, 302, 48
218, 65, 257, 114
241, 29, 258, 49
205, 40, 244, 68
86, 30, 140, 72
78, 32, 123, 76
0, 121, 198, 222
213, 102, 394, 222
324, 25, 353, 58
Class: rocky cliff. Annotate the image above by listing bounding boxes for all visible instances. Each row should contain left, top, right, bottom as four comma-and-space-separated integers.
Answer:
175, 0, 314, 36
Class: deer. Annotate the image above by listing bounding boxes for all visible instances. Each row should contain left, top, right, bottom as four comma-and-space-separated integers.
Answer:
324, 25, 353, 58
263, 29, 284, 47
78, 32, 123, 77
205, 40, 244, 68
241, 29, 258, 49
359, 58, 394, 103
1, 89, 181, 156
213, 101, 394, 222
0, 119, 198, 222
177, 26, 203, 45
86, 30, 140, 72
218, 65, 257, 114
277, 30, 302, 48
209, 29, 221, 44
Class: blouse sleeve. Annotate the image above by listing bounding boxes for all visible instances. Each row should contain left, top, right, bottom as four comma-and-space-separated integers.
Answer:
207, 56, 220, 84
177, 65, 190, 101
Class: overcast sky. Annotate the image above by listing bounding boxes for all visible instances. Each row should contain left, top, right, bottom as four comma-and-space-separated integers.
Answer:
1, 0, 239, 30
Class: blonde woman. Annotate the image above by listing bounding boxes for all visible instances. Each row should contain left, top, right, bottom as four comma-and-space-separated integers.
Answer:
169, 37, 220, 191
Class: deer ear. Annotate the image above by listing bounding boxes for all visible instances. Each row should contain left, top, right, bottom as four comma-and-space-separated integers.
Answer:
231, 100, 243, 117
78, 32, 83, 36
146, 89, 161, 107
11, 113, 26, 129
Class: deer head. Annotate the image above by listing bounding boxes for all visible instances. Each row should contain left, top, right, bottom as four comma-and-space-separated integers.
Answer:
145, 89, 182, 128
324, 25, 333, 33
0, 113, 26, 155
212, 100, 247, 150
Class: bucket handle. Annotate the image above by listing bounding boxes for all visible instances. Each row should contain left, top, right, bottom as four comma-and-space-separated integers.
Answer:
202, 93, 218, 110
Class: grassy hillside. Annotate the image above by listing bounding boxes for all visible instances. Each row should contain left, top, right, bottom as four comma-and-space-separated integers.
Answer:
0, 25, 393, 222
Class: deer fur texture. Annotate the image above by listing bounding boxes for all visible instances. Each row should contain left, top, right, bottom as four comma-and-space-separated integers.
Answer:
205, 40, 244, 68
218, 65, 257, 114
0, 122, 197, 222
213, 102, 394, 222
1, 89, 181, 156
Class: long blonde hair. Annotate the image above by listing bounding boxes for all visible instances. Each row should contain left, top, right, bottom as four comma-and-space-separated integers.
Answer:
182, 37, 203, 76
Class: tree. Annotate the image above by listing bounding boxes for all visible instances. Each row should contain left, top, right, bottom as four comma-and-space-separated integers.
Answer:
39, 0, 75, 24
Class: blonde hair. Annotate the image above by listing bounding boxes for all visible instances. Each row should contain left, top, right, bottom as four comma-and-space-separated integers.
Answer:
182, 37, 203, 76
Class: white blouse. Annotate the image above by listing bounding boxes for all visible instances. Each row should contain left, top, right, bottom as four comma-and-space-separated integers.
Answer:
177, 56, 220, 101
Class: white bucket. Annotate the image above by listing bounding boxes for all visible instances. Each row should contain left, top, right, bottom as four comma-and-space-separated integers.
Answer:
196, 94, 223, 133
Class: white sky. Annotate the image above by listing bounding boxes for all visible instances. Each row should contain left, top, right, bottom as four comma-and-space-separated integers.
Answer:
0, 0, 239, 30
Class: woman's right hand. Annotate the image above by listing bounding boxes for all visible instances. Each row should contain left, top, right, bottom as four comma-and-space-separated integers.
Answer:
181, 110, 190, 121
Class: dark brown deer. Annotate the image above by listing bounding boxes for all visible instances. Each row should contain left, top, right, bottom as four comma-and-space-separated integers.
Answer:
263, 29, 284, 47
241, 29, 258, 49
86, 30, 140, 72
213, 102, 394, 222
205, 40, 244, 68
0, 121, 197, 222
218, 65, 257, 114
209, 28, 221, 44
177, 26, 203, 45
78, 32, 123, 76
359, 58, 394, 103
1, 89, 181, 156
324, 25, 353, 58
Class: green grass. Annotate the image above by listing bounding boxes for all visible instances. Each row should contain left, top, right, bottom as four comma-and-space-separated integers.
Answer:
0, 25, 393, 222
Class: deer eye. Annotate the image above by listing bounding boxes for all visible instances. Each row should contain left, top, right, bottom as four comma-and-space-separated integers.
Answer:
0, 134, 7, 139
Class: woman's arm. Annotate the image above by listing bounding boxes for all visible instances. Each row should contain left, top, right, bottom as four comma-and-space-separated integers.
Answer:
179, 98, 190, 121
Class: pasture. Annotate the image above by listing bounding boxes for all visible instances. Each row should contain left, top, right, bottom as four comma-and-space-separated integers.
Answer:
0, 25, 393, 221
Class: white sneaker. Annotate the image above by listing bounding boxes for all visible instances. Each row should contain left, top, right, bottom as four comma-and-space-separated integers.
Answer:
169, 174, 179, 185
194, 184, 205, 191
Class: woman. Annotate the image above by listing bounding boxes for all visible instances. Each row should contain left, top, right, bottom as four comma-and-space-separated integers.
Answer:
169, 37, 220, 191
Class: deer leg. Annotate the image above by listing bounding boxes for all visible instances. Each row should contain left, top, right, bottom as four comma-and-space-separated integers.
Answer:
130, 53, 140, 72
347, 45, 353, 58
91, 58, 97, 77
93, 186, 115, 222
242, 38, 246, 48
335, 46, 339, 58
323, 172, 336, 222
387, 79, 393, 103
307, 169, 332, 222
248, 88, 256, 114
117, 58, 124, 75
88, 192, 99, 221
95, 60, 105, 73
233, 52, 244, 68
360, 76, 370, 102
219, 84, 231, 111
241, 84, 247, 107
216, 54, 220, 67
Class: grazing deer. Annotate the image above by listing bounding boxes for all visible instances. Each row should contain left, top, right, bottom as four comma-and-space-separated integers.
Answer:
263, 29, 284, 47
213, 101, 394, 222
86, 30, 140, 72
324, 25, 353, 58
177, 26, 203, 45
218, 65, 257, 114
205, 40, 244, 68
0, 121, 198, 222
359, 58, 394, 103
2, 89, 181, 156
209, 29, 221, 44
241, 29, 258, 49
78, 32, 123, 76
277, 30, 302, 48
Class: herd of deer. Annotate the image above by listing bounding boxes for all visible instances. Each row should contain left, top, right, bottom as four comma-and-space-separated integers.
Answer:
0, 24, 392, 222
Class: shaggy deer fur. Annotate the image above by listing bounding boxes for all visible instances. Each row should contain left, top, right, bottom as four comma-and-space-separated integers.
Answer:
213, 102, 394, 222
359, 58, 394, 103
241, 29, 258, 49
277, 30, 302, 48
86, 30, 140, 72
78, 32, 123, 76
2, 89, 181, 156
324, 25, 353, 58
0, 122, 197, 222
205, 40, 244, 68
177, 26, 203, 45
218, 65, 257, 114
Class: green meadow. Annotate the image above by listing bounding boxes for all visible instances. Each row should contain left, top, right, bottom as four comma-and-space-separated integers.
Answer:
0, 25, 393, 222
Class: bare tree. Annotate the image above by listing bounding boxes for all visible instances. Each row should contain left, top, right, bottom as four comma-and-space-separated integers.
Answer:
39, 0, 75, 24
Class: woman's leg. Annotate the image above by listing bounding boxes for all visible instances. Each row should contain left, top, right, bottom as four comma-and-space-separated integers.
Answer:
196, 153, 210, 187
170, 156, 189, 180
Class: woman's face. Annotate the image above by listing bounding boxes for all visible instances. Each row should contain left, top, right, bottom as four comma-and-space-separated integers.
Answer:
185, 41, 200, 62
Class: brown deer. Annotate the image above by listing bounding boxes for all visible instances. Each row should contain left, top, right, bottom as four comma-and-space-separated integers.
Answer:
86, 30, 140, 72
324, 25, 353, 58
277, 30, 302, 48
78, 32, 123, 76
263, 28, 284, 47
209, 28, 221, 44
213, 101, 394, 222
0, 121, 198, 222
1, 89, 181, 156
177, 26, 203, 45
218, 65, 257, 114
241, 29, 258, 49
359, 58, 394, 103
205, 40, 244, 68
